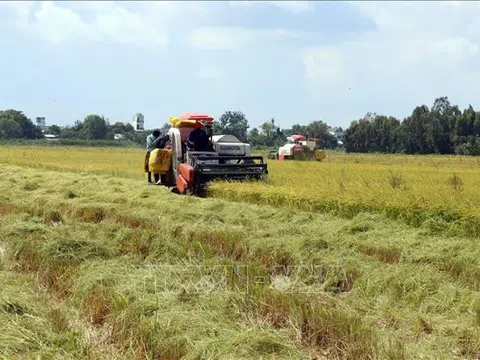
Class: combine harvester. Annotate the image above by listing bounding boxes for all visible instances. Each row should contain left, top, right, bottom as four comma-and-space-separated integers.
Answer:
271, 134, 326, 161
148, 113, 268, 196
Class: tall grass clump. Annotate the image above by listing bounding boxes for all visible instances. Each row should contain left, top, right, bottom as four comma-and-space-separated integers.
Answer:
448, 173, 464, 192
387, 170, 405, 189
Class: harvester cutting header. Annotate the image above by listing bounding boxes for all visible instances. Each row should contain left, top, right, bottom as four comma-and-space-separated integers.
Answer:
146, 112, 268, 196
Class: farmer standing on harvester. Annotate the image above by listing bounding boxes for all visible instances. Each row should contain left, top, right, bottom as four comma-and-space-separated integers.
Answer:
144, 129, 169, 184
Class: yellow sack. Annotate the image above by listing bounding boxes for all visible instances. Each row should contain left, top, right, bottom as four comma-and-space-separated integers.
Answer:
169, 116, 198, 128
148, 148, 172, 173
169, 116, 180, 127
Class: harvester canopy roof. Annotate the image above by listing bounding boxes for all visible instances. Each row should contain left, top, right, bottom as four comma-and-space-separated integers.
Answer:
169, 112, 214, 128
289, 134, 307, 141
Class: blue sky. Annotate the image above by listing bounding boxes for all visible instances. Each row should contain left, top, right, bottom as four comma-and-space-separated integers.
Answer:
1, 1, 480, 130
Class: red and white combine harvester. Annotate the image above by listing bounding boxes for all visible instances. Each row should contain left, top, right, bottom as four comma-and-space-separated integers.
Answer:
275, 134, 326, 161
148, 113, 268, 196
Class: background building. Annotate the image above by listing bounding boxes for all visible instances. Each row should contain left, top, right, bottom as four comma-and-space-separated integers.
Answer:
36, 117, 46, 131
132, 113, 144, 131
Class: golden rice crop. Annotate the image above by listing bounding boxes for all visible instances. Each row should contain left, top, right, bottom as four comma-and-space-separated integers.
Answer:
213, 153, 480, 236
0, 146, 144, 178
2, 146, 480, 235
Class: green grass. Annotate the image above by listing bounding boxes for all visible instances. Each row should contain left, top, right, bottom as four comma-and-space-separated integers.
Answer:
3, 146, 480, 358
0, 162, 479, 359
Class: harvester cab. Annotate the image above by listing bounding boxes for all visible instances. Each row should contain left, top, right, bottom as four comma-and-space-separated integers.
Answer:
148, 113, 268, 196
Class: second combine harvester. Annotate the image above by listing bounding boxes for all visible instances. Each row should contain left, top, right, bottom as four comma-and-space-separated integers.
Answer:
148, 112, 268, 196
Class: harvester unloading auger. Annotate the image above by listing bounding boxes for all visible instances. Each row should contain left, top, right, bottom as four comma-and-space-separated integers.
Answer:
148, 113, 268, 196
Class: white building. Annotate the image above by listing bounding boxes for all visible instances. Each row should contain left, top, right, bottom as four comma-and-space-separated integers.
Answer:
132, 113, 144, 131
44, 134, 58, 141
36, 117, 46, 131
328, 126, 344, 139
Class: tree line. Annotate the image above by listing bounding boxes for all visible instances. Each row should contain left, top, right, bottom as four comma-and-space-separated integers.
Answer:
0, 109, 341, 149
344, 96, 480, 155
3, 96, 479, 155
212, 111, 339, 149
0, 111, 148, 144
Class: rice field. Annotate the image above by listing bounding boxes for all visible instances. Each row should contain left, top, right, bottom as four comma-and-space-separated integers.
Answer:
1, 145, 480, 359
0, 146, 143, 178
2, 146, 480, 236
211, 156, 480, 237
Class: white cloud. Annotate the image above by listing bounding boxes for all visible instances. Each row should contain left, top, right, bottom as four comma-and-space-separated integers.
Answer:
195, 64, 226, 88
188, 26, 305, 51
350, 1, 480, 37
146, 1, 210, 20
432, 36, 479, 57
303, 2, 480, 105
0, 1, 35, 29
83, 1, 116, 12
0, 1, 208, 49
195, 65, 223, 80
228, 1, 314, 13
266, 1, 315, 14
188, 27, 253, 50
303, 48, 348, 91
227, 1, 251, 8
94, 5, 169, 48
3, 0, 480, 126
32, 2, 94, 44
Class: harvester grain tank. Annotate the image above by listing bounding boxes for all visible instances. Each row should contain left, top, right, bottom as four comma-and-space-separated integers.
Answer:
147, 113, 268, 196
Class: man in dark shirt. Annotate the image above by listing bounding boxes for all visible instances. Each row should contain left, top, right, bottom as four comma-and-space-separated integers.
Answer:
187, 125, 209, 151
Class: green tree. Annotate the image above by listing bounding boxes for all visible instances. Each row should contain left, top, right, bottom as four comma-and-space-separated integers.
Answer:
123, 123, 136, 140
106, 130, 115, 140
82, 115, 108, 140
125, 123, 135, 133
260, 118, 277, 144
248, 128, 263, 146
343, 96, 471, 155
47, 125, 62, 135
460, 106, 475, 136
59, 126, 79, 139
253, 118, 285, 147
0, 118, 22, 139
401, 105, 431, 154
59, 119, 84, 139
344, 119, 372, 153
132, 130, 150, 147
426, 97, 458, 154
305, 120, 338, 149
290, 124, 308, 137
0, 110, 43, 139
111, 123, 126, 135
471, 111, 480, 136
344, 113, 401, 153
371, 116, 401, 153
214, 111, 249, 142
